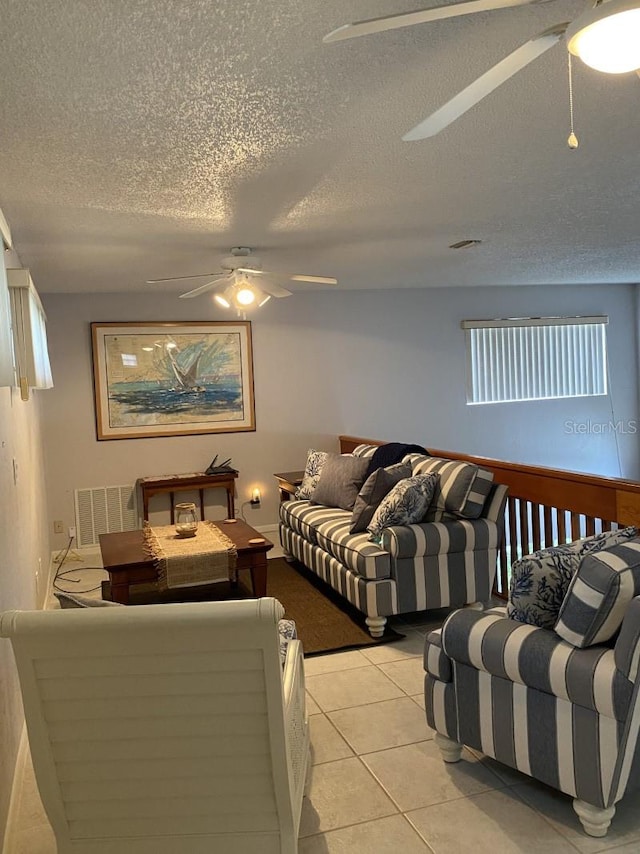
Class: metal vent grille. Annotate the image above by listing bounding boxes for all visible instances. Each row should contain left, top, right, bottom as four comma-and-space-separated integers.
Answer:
73, 485, 138, 547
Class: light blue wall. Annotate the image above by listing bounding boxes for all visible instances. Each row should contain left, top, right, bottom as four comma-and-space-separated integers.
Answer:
289, 284, 639, 479
41, 282, 639, 541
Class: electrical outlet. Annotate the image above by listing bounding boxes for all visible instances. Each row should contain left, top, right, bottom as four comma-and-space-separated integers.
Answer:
68, 526, 76, 540
53, 520, 64, 534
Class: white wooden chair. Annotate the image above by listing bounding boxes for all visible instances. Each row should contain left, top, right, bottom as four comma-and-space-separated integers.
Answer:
1, 597, 309, 854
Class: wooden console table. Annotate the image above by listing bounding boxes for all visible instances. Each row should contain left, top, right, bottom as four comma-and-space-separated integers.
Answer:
273, 470, 304, 502
139, 471, 238, 523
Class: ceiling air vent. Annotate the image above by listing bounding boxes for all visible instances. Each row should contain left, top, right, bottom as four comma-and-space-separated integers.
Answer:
449, 239, 482, 250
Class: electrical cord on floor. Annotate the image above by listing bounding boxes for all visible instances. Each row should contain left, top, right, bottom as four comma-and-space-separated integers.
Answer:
52, 536, 104, 594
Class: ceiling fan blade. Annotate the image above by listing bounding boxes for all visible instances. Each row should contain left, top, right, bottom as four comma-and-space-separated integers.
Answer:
324, 0, 536, 43
258, 281, 293, 298
146, 272, 223, 283
290, 275, 338, 285
179, 275, 231, 299
236, 267, 337, 285
403, 23, 568, 140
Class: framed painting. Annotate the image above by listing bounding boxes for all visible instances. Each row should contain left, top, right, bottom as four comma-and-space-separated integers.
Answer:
91, 321, 255, 440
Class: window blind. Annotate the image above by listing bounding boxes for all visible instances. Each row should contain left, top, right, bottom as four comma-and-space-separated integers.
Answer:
8, 268, 54, 400
462, 316, 608, 405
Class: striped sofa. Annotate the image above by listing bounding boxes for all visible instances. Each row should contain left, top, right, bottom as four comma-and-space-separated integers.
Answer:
279, 444, 508, 637
424, 584, 640, 837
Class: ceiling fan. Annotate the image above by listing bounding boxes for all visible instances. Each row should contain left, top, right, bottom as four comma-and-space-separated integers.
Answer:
147, 247, 337, 311
324, 0, 640, 139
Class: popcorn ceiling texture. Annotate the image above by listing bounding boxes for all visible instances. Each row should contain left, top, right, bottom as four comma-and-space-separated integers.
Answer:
1, 0, 640, 293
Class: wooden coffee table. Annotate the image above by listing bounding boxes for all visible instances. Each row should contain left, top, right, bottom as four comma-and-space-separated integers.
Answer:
99, 520, 273, 604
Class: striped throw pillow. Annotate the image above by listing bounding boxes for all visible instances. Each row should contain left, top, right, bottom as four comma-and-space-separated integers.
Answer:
555, 538, 640, 647
351, 444, 378, 459
508, 527, 638, 629
407, 455, 493, 520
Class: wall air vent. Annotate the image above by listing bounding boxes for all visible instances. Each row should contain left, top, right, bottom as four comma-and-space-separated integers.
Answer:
449, 239, 482, 249
73, 485, 138, 547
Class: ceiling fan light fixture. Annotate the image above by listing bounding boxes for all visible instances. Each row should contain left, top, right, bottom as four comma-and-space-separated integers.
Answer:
567, 0, 640, 73
236, 286, 256, 306
214, 293, 231, 309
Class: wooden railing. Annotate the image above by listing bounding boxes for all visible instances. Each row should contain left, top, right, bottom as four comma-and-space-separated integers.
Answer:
339, 435, 640, 598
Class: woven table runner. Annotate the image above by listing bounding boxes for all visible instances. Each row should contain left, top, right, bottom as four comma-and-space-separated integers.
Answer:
144, 521, 237, 590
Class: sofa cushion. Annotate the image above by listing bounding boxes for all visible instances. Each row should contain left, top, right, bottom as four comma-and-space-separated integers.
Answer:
279, 500, 347, 544
555, 538, 640, 647
351, 443, 378, 459
440, 606, 633, 720
382, 517, 499, 558
508, 527, 639, 630
350, 462, 412, 534
406, 455, 493, 520
312, 453, 370, 511
367, 473, 438, 540
295, 449, 328, 500
315, 516, 391, 580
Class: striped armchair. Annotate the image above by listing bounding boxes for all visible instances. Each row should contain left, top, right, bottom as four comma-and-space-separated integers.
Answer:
424, 597, 640, 837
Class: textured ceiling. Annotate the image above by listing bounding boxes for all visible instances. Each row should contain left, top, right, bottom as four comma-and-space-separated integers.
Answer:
1, 0, 639, 295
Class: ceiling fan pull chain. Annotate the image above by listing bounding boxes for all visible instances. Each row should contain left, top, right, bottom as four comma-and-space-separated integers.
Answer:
567, 52, 579, 149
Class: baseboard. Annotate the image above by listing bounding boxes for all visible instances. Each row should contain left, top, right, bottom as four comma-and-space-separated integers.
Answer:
255, 523, 278, 535
1, 723, 27, 854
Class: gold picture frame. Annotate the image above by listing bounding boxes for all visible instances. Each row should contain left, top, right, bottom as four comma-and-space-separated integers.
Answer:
91, 321, 255, 440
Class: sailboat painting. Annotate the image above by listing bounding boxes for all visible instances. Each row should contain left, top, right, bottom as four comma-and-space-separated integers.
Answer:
91, 322, 255, 440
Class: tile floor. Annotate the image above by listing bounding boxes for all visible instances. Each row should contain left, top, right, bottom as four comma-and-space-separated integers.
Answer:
6, 550, 640, 853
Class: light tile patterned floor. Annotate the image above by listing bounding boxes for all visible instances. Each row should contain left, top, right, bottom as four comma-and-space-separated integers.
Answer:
7, 561, 640, 852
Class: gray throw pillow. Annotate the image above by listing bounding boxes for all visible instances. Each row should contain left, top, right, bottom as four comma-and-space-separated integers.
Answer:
311, 453, 370, 511
350, 462, 412, 534
55, 591, 124, 608
367, 473, 439, 541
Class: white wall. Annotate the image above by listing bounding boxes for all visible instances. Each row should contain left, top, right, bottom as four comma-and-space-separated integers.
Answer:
41, 283, 639, 547
0, 387, 51, 846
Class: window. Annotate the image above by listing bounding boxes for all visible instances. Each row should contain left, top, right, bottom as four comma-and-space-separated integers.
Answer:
8, 268, 54, 400
462, 316, 608, 405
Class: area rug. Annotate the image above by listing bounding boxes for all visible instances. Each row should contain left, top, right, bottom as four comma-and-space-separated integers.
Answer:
265, 558, 404, 655
126, 556, 403, 655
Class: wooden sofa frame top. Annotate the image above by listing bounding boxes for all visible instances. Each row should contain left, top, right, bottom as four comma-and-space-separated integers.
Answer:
339, 435, 640, 598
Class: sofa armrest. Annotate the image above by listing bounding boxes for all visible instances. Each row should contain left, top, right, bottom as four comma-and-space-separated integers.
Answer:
483, 483, 508, 524
424, 628, 452, 682
615, 596, 640, 682
381, 518, 499, 559
282, 638, 310, 803
441, 607, 633, 719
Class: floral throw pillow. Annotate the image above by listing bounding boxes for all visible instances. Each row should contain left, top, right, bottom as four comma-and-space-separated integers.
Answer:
350, 461, 412, 534
367, 473, 438, 541
295, 449, 328, 500
507, 526, 638, 629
